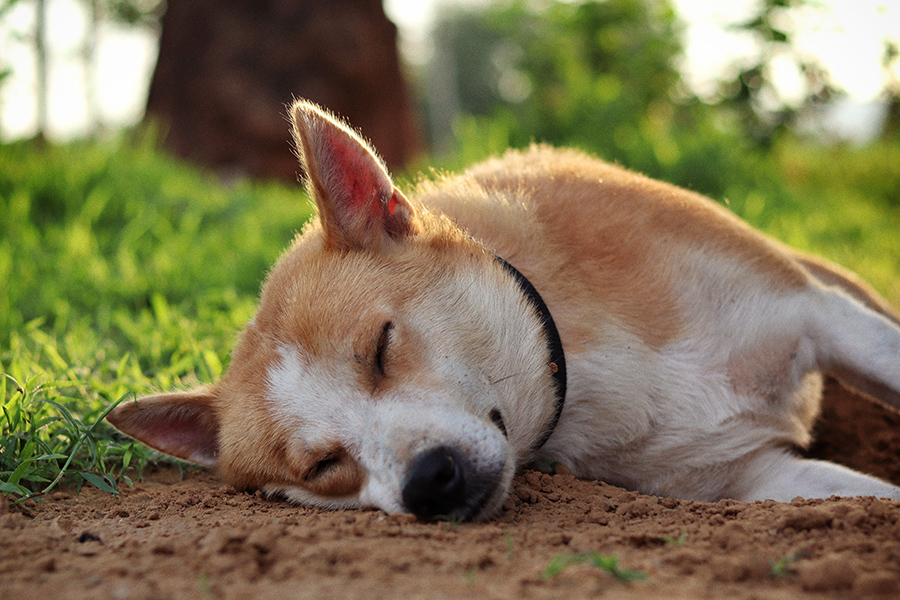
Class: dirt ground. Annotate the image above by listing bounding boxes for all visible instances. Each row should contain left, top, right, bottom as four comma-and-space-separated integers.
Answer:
3, 379, 900, 600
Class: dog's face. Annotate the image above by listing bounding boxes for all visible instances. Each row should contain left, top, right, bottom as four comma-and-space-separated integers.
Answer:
108, 101, 558, 521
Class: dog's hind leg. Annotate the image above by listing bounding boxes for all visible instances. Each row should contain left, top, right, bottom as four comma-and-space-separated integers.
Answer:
731, 253, 900, 503
797, 253, 900, 411
733, 448, 900, 502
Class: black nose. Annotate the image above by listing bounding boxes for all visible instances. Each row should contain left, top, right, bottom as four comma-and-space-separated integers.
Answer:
402, 446, 469, 520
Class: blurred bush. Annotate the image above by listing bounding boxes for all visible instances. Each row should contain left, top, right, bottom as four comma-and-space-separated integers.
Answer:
428, 0, 774, 198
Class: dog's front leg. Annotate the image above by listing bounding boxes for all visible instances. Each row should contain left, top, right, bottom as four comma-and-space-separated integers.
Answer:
731, 448, 900, 502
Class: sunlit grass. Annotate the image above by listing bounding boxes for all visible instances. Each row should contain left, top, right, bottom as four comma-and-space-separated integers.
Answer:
0, 135, 313, 500
745, 140, 900, 308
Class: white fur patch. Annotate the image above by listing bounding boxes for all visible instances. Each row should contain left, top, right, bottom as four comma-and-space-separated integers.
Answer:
265, 342, 514, 517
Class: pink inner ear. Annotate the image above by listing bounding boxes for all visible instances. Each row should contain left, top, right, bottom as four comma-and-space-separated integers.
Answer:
388, 192, 399, 216
294, 100, 415, 247
322, 128, 389, 219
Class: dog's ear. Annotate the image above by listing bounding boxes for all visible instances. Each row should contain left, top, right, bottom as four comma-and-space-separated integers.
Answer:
290, 99, 418, 250
106, 387, 220, 467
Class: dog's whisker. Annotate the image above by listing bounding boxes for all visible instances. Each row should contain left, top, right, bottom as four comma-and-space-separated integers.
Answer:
450, 275, 480, 305
489, 372, 524, 385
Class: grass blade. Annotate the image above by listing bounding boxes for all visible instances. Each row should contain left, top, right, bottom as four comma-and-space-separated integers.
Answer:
80, 471, 118, 495
542, 552, 647, 582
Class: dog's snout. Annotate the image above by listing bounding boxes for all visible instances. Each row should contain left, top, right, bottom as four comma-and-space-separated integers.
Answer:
402, 446, 470, 520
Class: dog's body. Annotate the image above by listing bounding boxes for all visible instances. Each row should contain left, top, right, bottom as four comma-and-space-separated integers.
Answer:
109, 100, 900, 521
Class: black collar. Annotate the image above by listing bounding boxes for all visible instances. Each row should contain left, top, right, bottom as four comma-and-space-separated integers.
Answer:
496, 257, 567, 452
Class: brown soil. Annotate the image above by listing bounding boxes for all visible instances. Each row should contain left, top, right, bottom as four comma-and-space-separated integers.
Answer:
3, 379, 900, 600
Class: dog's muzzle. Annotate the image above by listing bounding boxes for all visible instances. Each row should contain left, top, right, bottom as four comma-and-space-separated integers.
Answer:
401, 446, 501, 521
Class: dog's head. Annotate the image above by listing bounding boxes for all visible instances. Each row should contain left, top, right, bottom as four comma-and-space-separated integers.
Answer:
108, 100, 559, 521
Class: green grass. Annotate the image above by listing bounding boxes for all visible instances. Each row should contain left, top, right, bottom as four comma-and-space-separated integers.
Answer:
660, 533, 687, 547
732, 139, 900, 307
1, 132, 898, 502
0, 134, 313, 500
541, 551, 647, 582
1, 371, 133, 498
769, 552, 806, 578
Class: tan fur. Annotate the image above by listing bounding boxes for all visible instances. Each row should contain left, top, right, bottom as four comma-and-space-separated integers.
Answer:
419, 147, 808, 352
108, 99, 900, 521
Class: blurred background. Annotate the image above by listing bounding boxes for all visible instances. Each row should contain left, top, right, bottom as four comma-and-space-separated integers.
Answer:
2, 0, 898, 164
1, 0, 899, 319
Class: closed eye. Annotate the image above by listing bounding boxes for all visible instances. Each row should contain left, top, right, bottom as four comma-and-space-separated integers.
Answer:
375, 321, 393, 376
304, 453, 342, 483
295, 446, 364, 497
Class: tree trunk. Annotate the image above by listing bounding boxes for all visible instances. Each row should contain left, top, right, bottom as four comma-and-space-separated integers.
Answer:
34, 0, 48, 143
146, 0, 421, 180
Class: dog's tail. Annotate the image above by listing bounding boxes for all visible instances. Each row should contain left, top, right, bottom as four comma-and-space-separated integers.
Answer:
794, 249, 900, 410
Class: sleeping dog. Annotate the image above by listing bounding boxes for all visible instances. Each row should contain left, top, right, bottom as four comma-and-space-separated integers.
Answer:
108, 99, 900, 521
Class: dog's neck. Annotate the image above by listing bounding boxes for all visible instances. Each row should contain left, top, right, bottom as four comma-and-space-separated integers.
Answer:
495, 257, 567, 452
